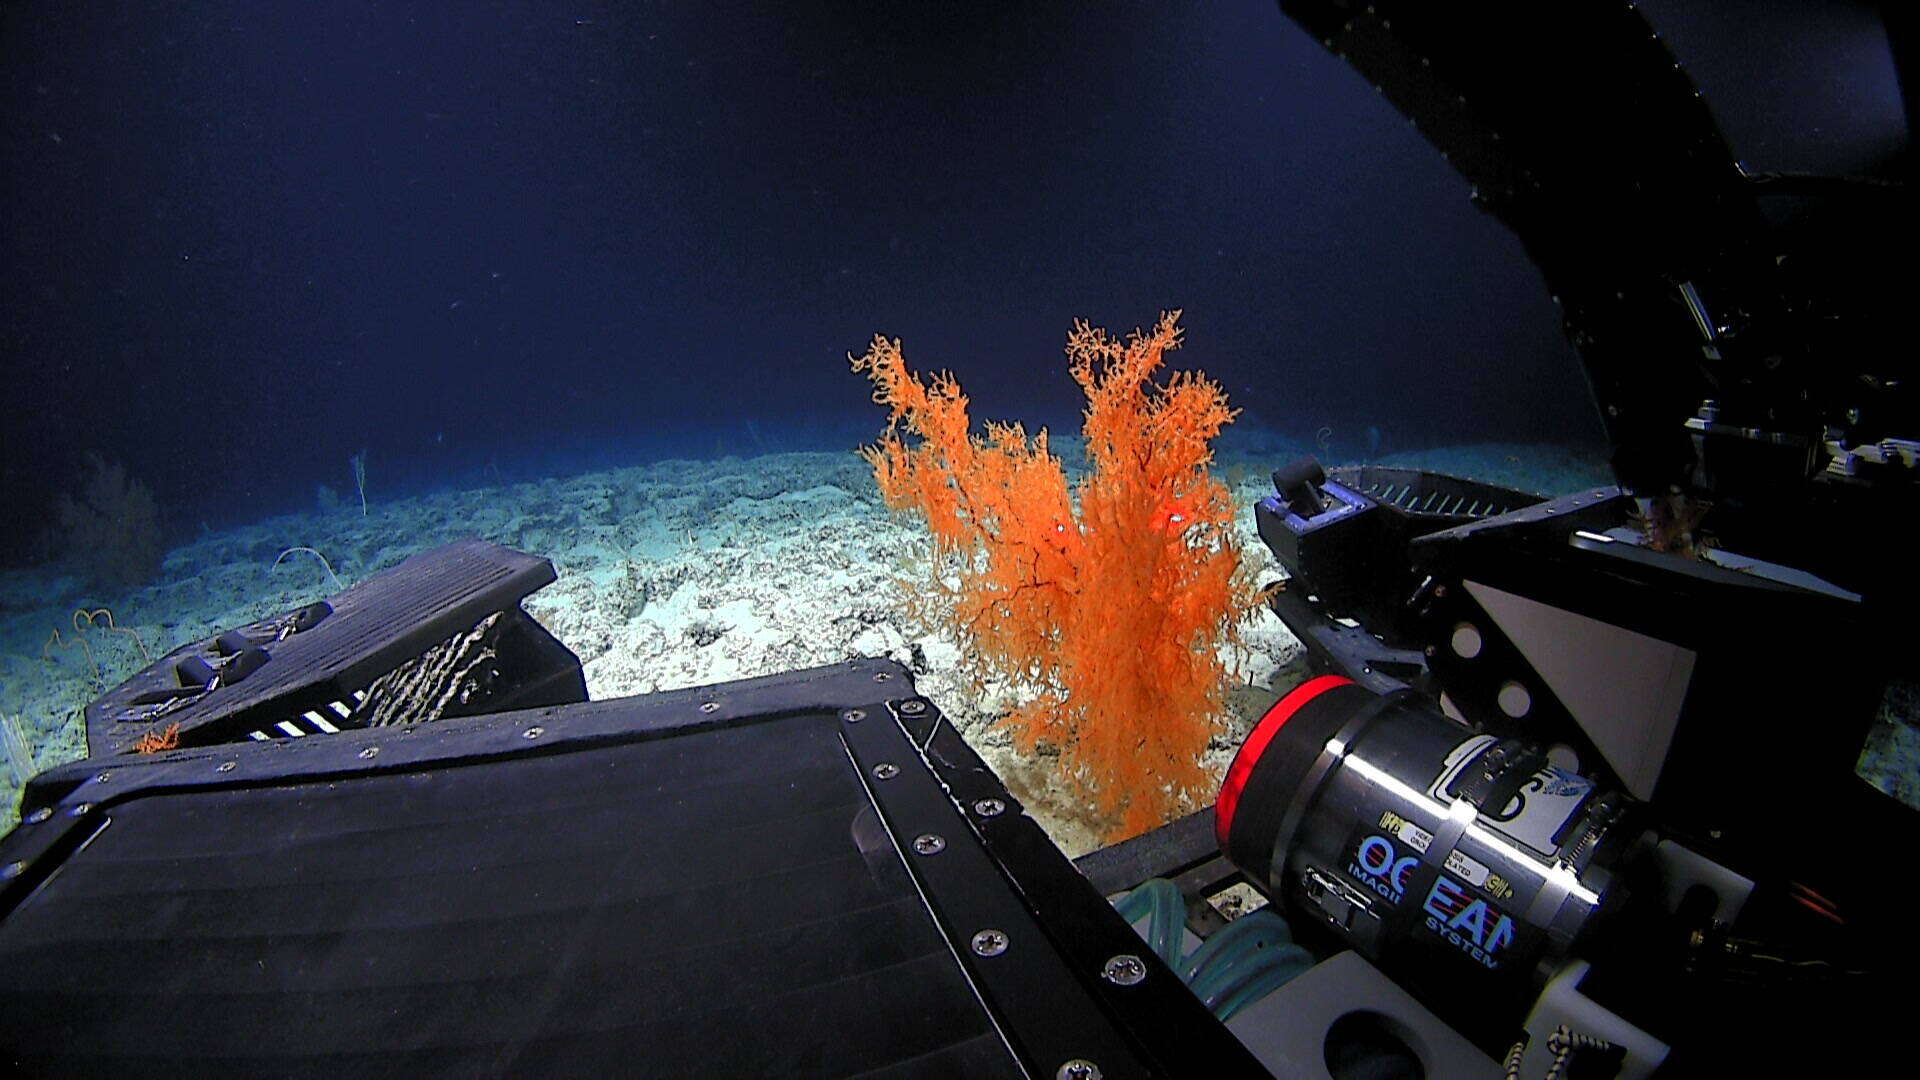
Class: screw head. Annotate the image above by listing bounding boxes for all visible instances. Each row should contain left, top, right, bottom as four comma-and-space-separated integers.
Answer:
912, 833, 946, 856
522, 726, 544, 739
0, 861, 23, 882
1102, 954, 1147, 986
972, 798, 1006, 817
872, 671, 892, 682
843, 709, 865, 723
899, 699, 927, 715
216, 761, 237, 773
25, 808, 51, 825
872, 762, 899, 780
69, 803, 94, 817
1057, 1060, 1103, 1080
970, 929, 1009, 957
698, 702, 719, 714
94, 772, 111, 784
359, 747, 380, 759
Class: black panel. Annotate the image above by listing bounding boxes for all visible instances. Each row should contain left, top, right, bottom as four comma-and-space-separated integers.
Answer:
1, 659, 1270, 1078
0, 707, 1013, 1078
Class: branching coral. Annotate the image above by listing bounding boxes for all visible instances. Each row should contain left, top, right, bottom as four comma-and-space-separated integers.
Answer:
132, 722, 181, 755
853, 312, 1264, 840
52, 454, 163, 588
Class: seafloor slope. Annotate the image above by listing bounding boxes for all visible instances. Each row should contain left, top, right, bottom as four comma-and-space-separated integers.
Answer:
36, 440, 1896, 853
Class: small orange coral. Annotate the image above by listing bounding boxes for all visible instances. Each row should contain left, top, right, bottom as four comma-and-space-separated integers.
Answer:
133, 722, 181, 755
853, 312, 1262, 840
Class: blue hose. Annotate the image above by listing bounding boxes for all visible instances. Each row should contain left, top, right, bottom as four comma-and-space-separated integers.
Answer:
1114, 882, 1311, 1020
1185, 908, 1293, 1002
1181, 905, 1289, 980
1114, 877, 1185, 968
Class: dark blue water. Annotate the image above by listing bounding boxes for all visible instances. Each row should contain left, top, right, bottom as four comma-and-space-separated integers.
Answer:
2, 1, 1905, 574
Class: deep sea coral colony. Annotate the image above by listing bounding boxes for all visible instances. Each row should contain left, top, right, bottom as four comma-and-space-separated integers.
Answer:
853, 312, 1267, 841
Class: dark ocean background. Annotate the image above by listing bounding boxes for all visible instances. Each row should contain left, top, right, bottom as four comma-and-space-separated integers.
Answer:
3, 0, 1902, 571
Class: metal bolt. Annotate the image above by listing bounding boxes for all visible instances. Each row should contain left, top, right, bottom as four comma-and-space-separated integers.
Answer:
95, 772, 112, 784
899, 699, 927, 715
843, 709, 865, 723
1102, 954, 1147, 986
0, 861, 22, 881
25, 808, 51, 825
973, 798, 1006, 817
522, 726, 544, 739
872, 671, 892, 682
69, 803, 94, 817
216, 761, 237, 773
872, 762, 899, 780
1056, 1060, 1103, 1080
971, 929, 1009, 957
912, 833, 945, 856
359, 747, 379, 759
699, 702, 719, 714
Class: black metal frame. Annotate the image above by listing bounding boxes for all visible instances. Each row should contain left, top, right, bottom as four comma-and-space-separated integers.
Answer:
2, 659, 1268, 1077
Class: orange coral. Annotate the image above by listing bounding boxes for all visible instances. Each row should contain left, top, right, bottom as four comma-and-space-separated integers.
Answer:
133, 722, 181, 754
853, 312, 1262, 840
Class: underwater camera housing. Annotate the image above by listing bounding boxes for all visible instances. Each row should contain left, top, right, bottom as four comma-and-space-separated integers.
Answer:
1194, 2, 1916, 1066
1213, 454, 1916, 1074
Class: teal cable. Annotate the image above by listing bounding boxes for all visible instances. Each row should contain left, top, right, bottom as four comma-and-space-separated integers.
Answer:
1186, 909, 1315, 1018
1183, 907, 1290, 985
1115, 878, 1184, 968
1113, 884, 1310, 1020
